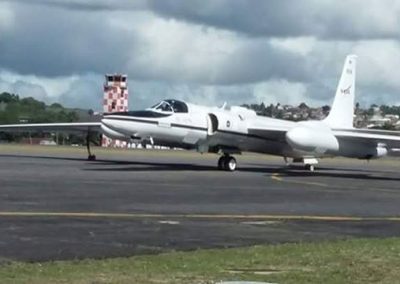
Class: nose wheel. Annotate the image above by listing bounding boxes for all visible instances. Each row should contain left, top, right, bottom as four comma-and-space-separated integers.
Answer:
305, 164, 315, 172
217, 155, 237, 171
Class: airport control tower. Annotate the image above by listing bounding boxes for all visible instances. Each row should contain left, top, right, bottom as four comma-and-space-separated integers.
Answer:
102, 74, 129, 147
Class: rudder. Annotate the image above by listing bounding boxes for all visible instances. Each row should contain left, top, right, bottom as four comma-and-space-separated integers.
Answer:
324, 54, 357, 129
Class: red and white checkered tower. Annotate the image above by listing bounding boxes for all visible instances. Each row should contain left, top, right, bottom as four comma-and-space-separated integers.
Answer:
102, 74, 129, 147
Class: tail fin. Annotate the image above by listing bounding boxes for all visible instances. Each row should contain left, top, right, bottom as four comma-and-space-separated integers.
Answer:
324, 54, 357, 129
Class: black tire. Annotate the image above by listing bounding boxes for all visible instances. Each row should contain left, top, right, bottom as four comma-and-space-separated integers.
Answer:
218, 156, 225, 170
224, 156, 237, 172
305, 164, 315, 172
88, 155, 96, 161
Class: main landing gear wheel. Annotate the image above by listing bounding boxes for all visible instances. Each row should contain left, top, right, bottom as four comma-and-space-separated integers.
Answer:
218, 156, 225, 170
217, 155, 237, 171
225, 156, 237, 171
305, 164, 315, 172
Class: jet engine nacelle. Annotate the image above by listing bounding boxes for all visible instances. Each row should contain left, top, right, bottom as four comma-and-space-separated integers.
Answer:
286, 122, 339, 154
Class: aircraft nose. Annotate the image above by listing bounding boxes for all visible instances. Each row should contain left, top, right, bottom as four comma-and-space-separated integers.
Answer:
101, 118, 126, 140
101, 116, 124, 128
101, 118, 112, 127
101, 118, 116, 130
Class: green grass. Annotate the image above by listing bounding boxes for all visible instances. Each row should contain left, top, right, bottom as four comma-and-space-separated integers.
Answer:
1, 238, 400, 284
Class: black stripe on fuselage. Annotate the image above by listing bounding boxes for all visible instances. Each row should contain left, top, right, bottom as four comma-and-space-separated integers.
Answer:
216, 129, 278, 142
104, 116, 207, 131
170, 123, 207, 132
103, 116, 159, 125
103, 116, 279, 142
104, 110, 171, 118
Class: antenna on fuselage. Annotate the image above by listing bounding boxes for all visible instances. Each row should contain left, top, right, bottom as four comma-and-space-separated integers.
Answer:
220, 102, 227, 110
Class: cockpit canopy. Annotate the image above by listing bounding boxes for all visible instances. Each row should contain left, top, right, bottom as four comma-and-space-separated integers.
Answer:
150, 99, 188, 113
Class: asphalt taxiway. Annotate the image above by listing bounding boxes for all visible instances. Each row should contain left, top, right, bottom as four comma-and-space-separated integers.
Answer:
1, 145, 400, 262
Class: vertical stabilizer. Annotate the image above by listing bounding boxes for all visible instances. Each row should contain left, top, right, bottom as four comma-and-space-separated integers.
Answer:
324, 55, 357, 129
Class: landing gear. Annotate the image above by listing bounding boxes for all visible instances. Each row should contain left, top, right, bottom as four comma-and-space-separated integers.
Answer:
305, 164, 315, 172
87, 154, 96, 161
225, 156, 237, 171
86, 132, 96, 161
291, 157, 318, 172
217, 155, 237, 171
218, 156, 225, 170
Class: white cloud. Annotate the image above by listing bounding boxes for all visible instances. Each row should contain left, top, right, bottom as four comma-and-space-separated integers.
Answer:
0, 70, 103, 109
130, 80, 316, 109
0, 70, 79, 99
352, 40, 400, 90
119, 11, 243, 83
269, 37, 317, 56
253, 80, 309, 106
0, 78, 49, 102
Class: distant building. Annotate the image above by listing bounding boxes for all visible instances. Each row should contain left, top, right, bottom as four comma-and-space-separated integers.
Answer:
20, 137, 56, 145
102, 74, 129, 147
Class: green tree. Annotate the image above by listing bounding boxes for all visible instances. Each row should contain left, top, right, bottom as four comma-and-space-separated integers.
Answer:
0, 92, 82, 142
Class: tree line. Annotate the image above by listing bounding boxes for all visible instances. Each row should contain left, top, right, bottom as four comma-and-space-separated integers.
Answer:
243, 102, 400, 118
0, 92, 80, 143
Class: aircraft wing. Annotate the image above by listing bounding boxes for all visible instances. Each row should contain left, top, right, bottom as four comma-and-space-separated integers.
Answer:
249, 126, 400, 149
333, 128, 400, 149
0, 122, 102, 133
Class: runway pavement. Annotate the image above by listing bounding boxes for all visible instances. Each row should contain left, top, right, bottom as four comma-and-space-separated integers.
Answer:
1, 145, 400, 262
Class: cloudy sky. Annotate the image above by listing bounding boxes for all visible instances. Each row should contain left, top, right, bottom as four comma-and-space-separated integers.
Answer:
0, 0, 400, 111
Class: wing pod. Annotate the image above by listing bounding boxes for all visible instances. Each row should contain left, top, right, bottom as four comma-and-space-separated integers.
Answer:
286, 122, 339, 154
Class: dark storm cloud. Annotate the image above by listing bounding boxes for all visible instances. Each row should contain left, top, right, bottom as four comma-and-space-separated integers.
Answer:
10, 0, 400, 40
211, 41, 311, 84
125, 36, 313, 85
0, 2, 133, 77
0, 0, 314, 87
2, 0, 400, 108
6, 0, 147, 11
147, 0, 400, 40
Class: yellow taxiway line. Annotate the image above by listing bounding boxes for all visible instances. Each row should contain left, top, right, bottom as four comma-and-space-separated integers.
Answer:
271, 172, 328, 187
0, 211, 400, 222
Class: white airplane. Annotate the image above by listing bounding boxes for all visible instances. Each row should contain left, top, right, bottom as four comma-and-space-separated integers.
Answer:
2, 55, 400, 172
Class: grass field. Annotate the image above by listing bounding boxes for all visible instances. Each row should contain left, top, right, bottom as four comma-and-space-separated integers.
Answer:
1, 238, 400, 284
